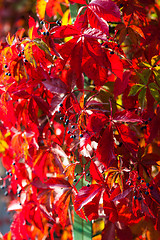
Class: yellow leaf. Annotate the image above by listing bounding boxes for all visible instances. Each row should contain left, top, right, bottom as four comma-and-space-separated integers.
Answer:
24, 43, 37, 68
36, 0, 47, 20
28, 26, 34, 40
62, 9, 71, 25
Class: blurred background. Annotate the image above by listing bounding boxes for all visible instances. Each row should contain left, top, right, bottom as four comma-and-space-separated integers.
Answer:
0, 0, 36, 43
0, 0, 37, 235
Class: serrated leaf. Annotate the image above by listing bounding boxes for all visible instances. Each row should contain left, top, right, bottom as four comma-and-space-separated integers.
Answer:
138, 86, 146, 110
74, 184, 102, 211
148, 83, 160, 102
128, 84, 144, 96
96, 125, 116, 168
33, 39, 52, 56
90, 161, 104, 184
113, 110, 142, 123
24, 43, 37, 68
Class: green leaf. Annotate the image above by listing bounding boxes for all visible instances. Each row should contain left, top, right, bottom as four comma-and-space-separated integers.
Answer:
73, 162, 92, 240
128, 84, 144, 96
148, 83, 160, 102
69, 3, 79, 24
73, 211, 92, 240
138, 87, 146, 110
136, 69, 151, 85
33, 39, 52, 56
153, 69, 160, 86
139, 61, 151, 68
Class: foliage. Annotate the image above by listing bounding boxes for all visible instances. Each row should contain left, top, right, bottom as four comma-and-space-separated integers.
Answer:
0, 0, 160, 239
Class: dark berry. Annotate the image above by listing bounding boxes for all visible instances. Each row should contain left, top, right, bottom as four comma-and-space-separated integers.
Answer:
144, 120, 148, 125
40, 20, 44, 25
117, 43, 120, 47
148, 117, 152, 121
1, 186, 4, 189
42, 32, 46, 35
67, 130, 71, 134
105, 44, 108, 48
4, 64, 7, 68
118, 142, 123, 147
137, 176, 141, 180
46, 31, 49, 36
9, 173, 12, 176
5, 72, 8, 76
6, 171, 9, 176
141, 179, 144, 183
120, 3, 123, 7
73, 179, 77, 182
24, 59, 28, 63
71, 125, 75, 129
133, 196, 137, 200
60, 117, 64, 121
58, 110, 61, 113
18, 53, 21, 57
86, 173, 90, 176
8, 73, 11, 76
59, 103, 63, 107
79, 134, 83, 138
56, 20, 61, 26
110, 51, 114, 54
146, 183, 149, 187
87, 184, 90, 187
149, 186, 153, 190
21, 50, 24, 55
70, 135, 76, 139
138, 197, 142, 201
75, 173, 78, 176
145, 191, 149, 195
65, 119, 69, 125
128, 182, 132, 186
141, 126, 147, 131
12, 162, 15, 166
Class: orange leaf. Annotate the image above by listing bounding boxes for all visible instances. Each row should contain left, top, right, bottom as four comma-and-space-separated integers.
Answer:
129, 25, 145, 39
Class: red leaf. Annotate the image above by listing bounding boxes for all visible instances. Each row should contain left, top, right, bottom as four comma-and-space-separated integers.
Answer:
89, 0, 121, 21
33, 95, 50, 115
87, 112, 108, 133
107, 51, 123, 80
83, 28, 108, 41
83, 190, 102, 220
10, 212, 28, 240
115, 123, 139, 156
55, 189, 71, 227
90, 161, 104, 183
114, 71, 130, 98
150, 187, 160, 205
112, 188, 132, 202
96, 125, 116, 168
113, 110, 143, 123
32, 177, 71, 190
28, 97, 39, 124
87, 8, 110, 35
102, 220, 115, 240
116, 225, 133, 240
74, 184, 102, 211
69, 0, 86, 4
